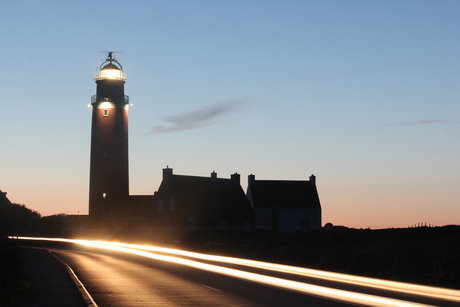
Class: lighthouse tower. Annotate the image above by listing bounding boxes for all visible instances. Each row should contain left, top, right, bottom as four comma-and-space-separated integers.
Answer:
89, 53, 130, 218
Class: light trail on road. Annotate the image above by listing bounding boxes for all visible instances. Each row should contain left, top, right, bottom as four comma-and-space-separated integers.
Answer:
101, 240, 460, 303
15, 236, 460, 307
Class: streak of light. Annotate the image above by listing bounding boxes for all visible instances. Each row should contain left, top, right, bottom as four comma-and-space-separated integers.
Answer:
97, 241, 460, 303
14, 236, 438, 307
83, 240, 460, 304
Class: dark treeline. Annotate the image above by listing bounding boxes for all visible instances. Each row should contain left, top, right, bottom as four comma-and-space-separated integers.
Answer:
0, 202, 40, 236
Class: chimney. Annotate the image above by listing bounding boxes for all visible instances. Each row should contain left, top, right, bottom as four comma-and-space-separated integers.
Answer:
309, 174, 316, 186
230, 172, 240, 185
211, 171, 217, 179
163, 166, 173, 180
248, 174, 255, 185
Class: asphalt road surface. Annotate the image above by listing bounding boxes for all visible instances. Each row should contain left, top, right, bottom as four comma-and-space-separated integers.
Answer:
51, 247, 353, 307
18, 238, 460, 307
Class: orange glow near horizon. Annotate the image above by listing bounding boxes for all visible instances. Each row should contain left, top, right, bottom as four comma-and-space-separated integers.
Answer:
14, 237, 460, 306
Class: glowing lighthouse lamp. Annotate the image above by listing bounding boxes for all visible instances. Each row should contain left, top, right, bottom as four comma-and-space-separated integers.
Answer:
95, 54, 126, 81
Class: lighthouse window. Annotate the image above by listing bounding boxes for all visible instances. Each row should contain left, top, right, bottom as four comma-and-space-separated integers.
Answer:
103, 110, 109, 117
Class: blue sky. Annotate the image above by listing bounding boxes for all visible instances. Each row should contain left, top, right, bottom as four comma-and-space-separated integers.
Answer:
1, 0, 459, 228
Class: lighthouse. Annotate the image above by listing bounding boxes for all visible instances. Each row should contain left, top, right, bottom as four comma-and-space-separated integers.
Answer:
89, 53, 130, 218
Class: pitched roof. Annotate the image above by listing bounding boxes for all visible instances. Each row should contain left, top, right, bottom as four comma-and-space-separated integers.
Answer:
248, 180, 321, 209
0, 191, 12, 207
157, 174, 253, 216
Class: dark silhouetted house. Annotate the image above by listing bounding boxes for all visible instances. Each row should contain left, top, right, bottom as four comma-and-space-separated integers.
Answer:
154, 167, 253, 231
0, 190, 12, 207
247, 174, 321, 232
0, 191, 13, 235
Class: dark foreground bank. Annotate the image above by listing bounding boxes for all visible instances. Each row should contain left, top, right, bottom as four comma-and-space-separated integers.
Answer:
0, 239, 86, 307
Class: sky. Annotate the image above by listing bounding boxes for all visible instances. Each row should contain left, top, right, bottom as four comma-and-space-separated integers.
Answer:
1, 0, 459, 229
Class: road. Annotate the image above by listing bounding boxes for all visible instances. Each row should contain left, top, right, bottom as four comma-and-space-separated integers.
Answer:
17, 237, 460, 307
51, 247, 352, 306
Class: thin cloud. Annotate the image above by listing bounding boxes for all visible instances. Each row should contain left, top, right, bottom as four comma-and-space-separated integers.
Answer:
146, 101, 246, 135
382, 119, 460, 126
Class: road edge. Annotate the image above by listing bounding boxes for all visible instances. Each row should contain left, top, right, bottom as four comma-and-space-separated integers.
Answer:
49, 251, 98, 307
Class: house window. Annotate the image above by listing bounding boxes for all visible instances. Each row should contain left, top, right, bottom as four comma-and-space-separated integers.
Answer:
157, 199, 163, 211
103, 110, 109, 117
169, 198, 175, 211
